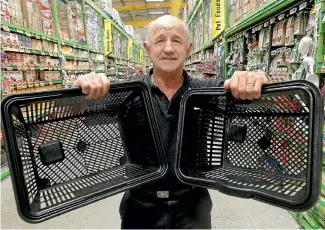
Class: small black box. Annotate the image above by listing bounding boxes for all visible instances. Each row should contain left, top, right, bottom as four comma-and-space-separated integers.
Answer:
39, 140, 65, 166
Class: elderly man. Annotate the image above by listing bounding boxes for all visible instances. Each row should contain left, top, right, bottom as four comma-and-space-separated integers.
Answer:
74, 15, 268, 229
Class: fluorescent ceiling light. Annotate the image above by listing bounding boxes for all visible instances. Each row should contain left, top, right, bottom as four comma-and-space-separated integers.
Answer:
149, 11, 165, 15
146, 0, 165, 2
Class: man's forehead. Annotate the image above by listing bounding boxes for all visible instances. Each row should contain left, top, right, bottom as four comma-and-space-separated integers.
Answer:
150, 22, 186, 36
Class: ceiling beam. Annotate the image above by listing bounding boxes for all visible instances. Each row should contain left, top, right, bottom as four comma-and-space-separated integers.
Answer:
115, 2, 186, 12
123, 18, 156, 27
170, 0, 182, 17
124, 17, 184, 27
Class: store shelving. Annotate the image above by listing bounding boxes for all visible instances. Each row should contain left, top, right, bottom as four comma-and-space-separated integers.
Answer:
0, 21, 59, 42
185, 0, 225, 80
226, 0, 298, 37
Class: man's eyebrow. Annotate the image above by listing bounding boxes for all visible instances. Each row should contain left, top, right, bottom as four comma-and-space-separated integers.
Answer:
171, 34, 183, 40
154, 34, 165, 40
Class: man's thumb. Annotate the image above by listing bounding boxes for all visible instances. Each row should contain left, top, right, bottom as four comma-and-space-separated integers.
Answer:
224, 79, 231, 89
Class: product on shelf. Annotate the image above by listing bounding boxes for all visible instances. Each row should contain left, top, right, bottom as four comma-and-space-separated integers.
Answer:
226, 0, 315, 84
85, 5, 102, 51
93, 0, 112, 14
228, 0, 272, 26
111, 27, 128, 59
57, 0, 85, 44
61, 46, 88, 58
4, 0, 23, 26
90, 53, 104, 61
21, 0, 43, 32
38, 0, 54, 35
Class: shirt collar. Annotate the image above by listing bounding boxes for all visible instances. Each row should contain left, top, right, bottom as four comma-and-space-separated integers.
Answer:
143, 68, 192, 89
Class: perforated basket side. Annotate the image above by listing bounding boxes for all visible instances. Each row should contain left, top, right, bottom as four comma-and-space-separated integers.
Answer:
1, 81, 168, 222
175, 81, 323, 211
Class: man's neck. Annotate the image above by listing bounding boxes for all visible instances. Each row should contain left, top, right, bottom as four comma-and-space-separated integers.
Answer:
152, 68, 184, 100
152, 68, 183, 89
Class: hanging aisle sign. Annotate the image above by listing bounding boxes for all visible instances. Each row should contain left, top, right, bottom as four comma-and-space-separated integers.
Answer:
212, 0, 225, 39
139, 49, 144, 63
128, 38, 133, 60
104, 19, 113, 56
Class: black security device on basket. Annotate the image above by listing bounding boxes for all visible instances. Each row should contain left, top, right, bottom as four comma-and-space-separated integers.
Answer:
1, 81, 167, 223
175, 80, 323, 212
1, 80, 323, 223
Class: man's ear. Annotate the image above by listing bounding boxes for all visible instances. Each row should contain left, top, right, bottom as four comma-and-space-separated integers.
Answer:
186, 43, 193, 57
143, 41, 150, 55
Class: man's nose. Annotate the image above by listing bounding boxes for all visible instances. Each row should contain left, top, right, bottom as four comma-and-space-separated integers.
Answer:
163, 40, 174, 53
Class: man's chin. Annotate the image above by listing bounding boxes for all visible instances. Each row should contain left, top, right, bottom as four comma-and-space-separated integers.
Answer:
158, 64, 180, 72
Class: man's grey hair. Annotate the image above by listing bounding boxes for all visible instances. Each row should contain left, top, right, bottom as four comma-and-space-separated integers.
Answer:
145, 15, 191, 46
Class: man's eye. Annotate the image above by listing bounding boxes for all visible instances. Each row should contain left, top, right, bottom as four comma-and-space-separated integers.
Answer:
156, 40, 164, 44
173, 40, 181, 43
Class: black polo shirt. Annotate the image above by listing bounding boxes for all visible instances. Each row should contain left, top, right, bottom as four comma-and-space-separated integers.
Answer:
140, 69, 224, 191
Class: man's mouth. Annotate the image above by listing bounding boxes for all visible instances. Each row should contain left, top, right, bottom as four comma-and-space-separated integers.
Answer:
161, 58, 177, 60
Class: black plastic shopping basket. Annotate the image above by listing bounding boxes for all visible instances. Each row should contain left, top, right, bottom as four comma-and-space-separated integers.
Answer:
175, 81, 323, 211
1, 81, 167, 223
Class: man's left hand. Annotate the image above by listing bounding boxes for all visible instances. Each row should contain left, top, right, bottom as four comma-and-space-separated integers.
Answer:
224, 71, 268, 100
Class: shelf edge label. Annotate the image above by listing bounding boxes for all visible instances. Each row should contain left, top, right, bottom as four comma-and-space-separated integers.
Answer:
104, 19, 113, 56
212, 0, 225, 39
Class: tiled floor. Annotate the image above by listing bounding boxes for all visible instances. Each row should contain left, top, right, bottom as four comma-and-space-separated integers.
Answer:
1, 177, 299, 229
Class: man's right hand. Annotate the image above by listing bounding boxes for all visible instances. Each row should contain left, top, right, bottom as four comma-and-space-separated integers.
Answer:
73, 72, 110, 99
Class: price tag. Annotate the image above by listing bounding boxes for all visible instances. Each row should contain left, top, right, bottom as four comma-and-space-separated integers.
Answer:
7, 66, 13, 70
10, 84, 15, 90
17, 66, 22, 70
61, 42, 65, 46
278, 14, 285, 21
49, 67, 53, 70
49, 52, 53, 56
19, 47, 25, 52
35, 35, 40, 39
41, 51, 45, 55
22, 82, 27, 89
270, 18, 276, 24
17, 82, 23, 89
40, 81, 45, 87
258, 25, 263, 31
16, 29, 24, 34
40, 66, 44, 70
2, 25, 9, 32
28, 82, 34, 88
49, 80, 53, 85
299, 2, 307, 11
290, 8, 297, 15
41, 36, 47, 40
25, 49, 31, 53
34, 82, 40, 87
25, 32, 31, 37
23, 66, 29, 71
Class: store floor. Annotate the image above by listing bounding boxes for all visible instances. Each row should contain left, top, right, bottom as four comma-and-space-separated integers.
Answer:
1, 177, 299, 229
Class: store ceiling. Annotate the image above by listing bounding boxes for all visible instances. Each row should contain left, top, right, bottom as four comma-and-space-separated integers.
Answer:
112, 0, 186, 28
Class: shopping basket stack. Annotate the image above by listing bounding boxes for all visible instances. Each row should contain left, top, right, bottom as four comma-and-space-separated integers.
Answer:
1, 82, 167, 222
175, 81, 323, 211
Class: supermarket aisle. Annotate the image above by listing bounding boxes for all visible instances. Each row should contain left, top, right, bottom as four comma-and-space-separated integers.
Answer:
1, 177, 299, 229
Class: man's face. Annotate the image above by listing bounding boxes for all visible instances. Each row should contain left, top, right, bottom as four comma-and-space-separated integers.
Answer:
144, 21, 192, 73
